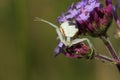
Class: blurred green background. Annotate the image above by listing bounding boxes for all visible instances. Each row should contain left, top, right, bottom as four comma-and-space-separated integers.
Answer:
0, 0, 120, 80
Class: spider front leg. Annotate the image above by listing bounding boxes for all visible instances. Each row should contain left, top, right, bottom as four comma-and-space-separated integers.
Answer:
34, 17, 66, 45
71, 38, 94, 58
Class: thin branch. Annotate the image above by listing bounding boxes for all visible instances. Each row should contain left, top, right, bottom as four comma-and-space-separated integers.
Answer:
100, 35, 119, 60
95, 54, 114, 62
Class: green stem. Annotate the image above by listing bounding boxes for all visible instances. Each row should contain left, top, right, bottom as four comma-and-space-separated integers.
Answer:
100, 35, 119, 60
95, 54, 114, 62
100, 35, 120, 72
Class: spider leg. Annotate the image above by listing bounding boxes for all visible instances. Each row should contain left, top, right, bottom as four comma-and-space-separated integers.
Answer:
35, 17, 66, 45
71, 38, 94, 57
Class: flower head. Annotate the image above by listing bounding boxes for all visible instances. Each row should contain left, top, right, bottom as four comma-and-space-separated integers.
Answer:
57, 0, 113, 37
54, 42, 92, 59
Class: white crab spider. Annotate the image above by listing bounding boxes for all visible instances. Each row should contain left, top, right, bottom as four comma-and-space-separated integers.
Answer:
35, 17, 93, 51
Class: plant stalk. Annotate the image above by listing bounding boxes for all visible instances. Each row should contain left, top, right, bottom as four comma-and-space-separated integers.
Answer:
95, 54, 114, 62
100, 35, 118, 60
100, 35, 120, 72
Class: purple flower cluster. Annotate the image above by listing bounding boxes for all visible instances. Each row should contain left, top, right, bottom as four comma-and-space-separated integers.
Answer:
57, 0, 113, 36
53, 0, 114, 59
57, 0, 100, 23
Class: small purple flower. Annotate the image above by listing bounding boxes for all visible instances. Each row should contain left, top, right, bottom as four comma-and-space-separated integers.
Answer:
85, 0, 100, 12
57, 13, 68, 23
75, 0, 86, 9
54, 42, 65, 57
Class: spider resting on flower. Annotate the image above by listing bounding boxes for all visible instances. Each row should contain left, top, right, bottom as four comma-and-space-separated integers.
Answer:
35, 17, 93, 55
